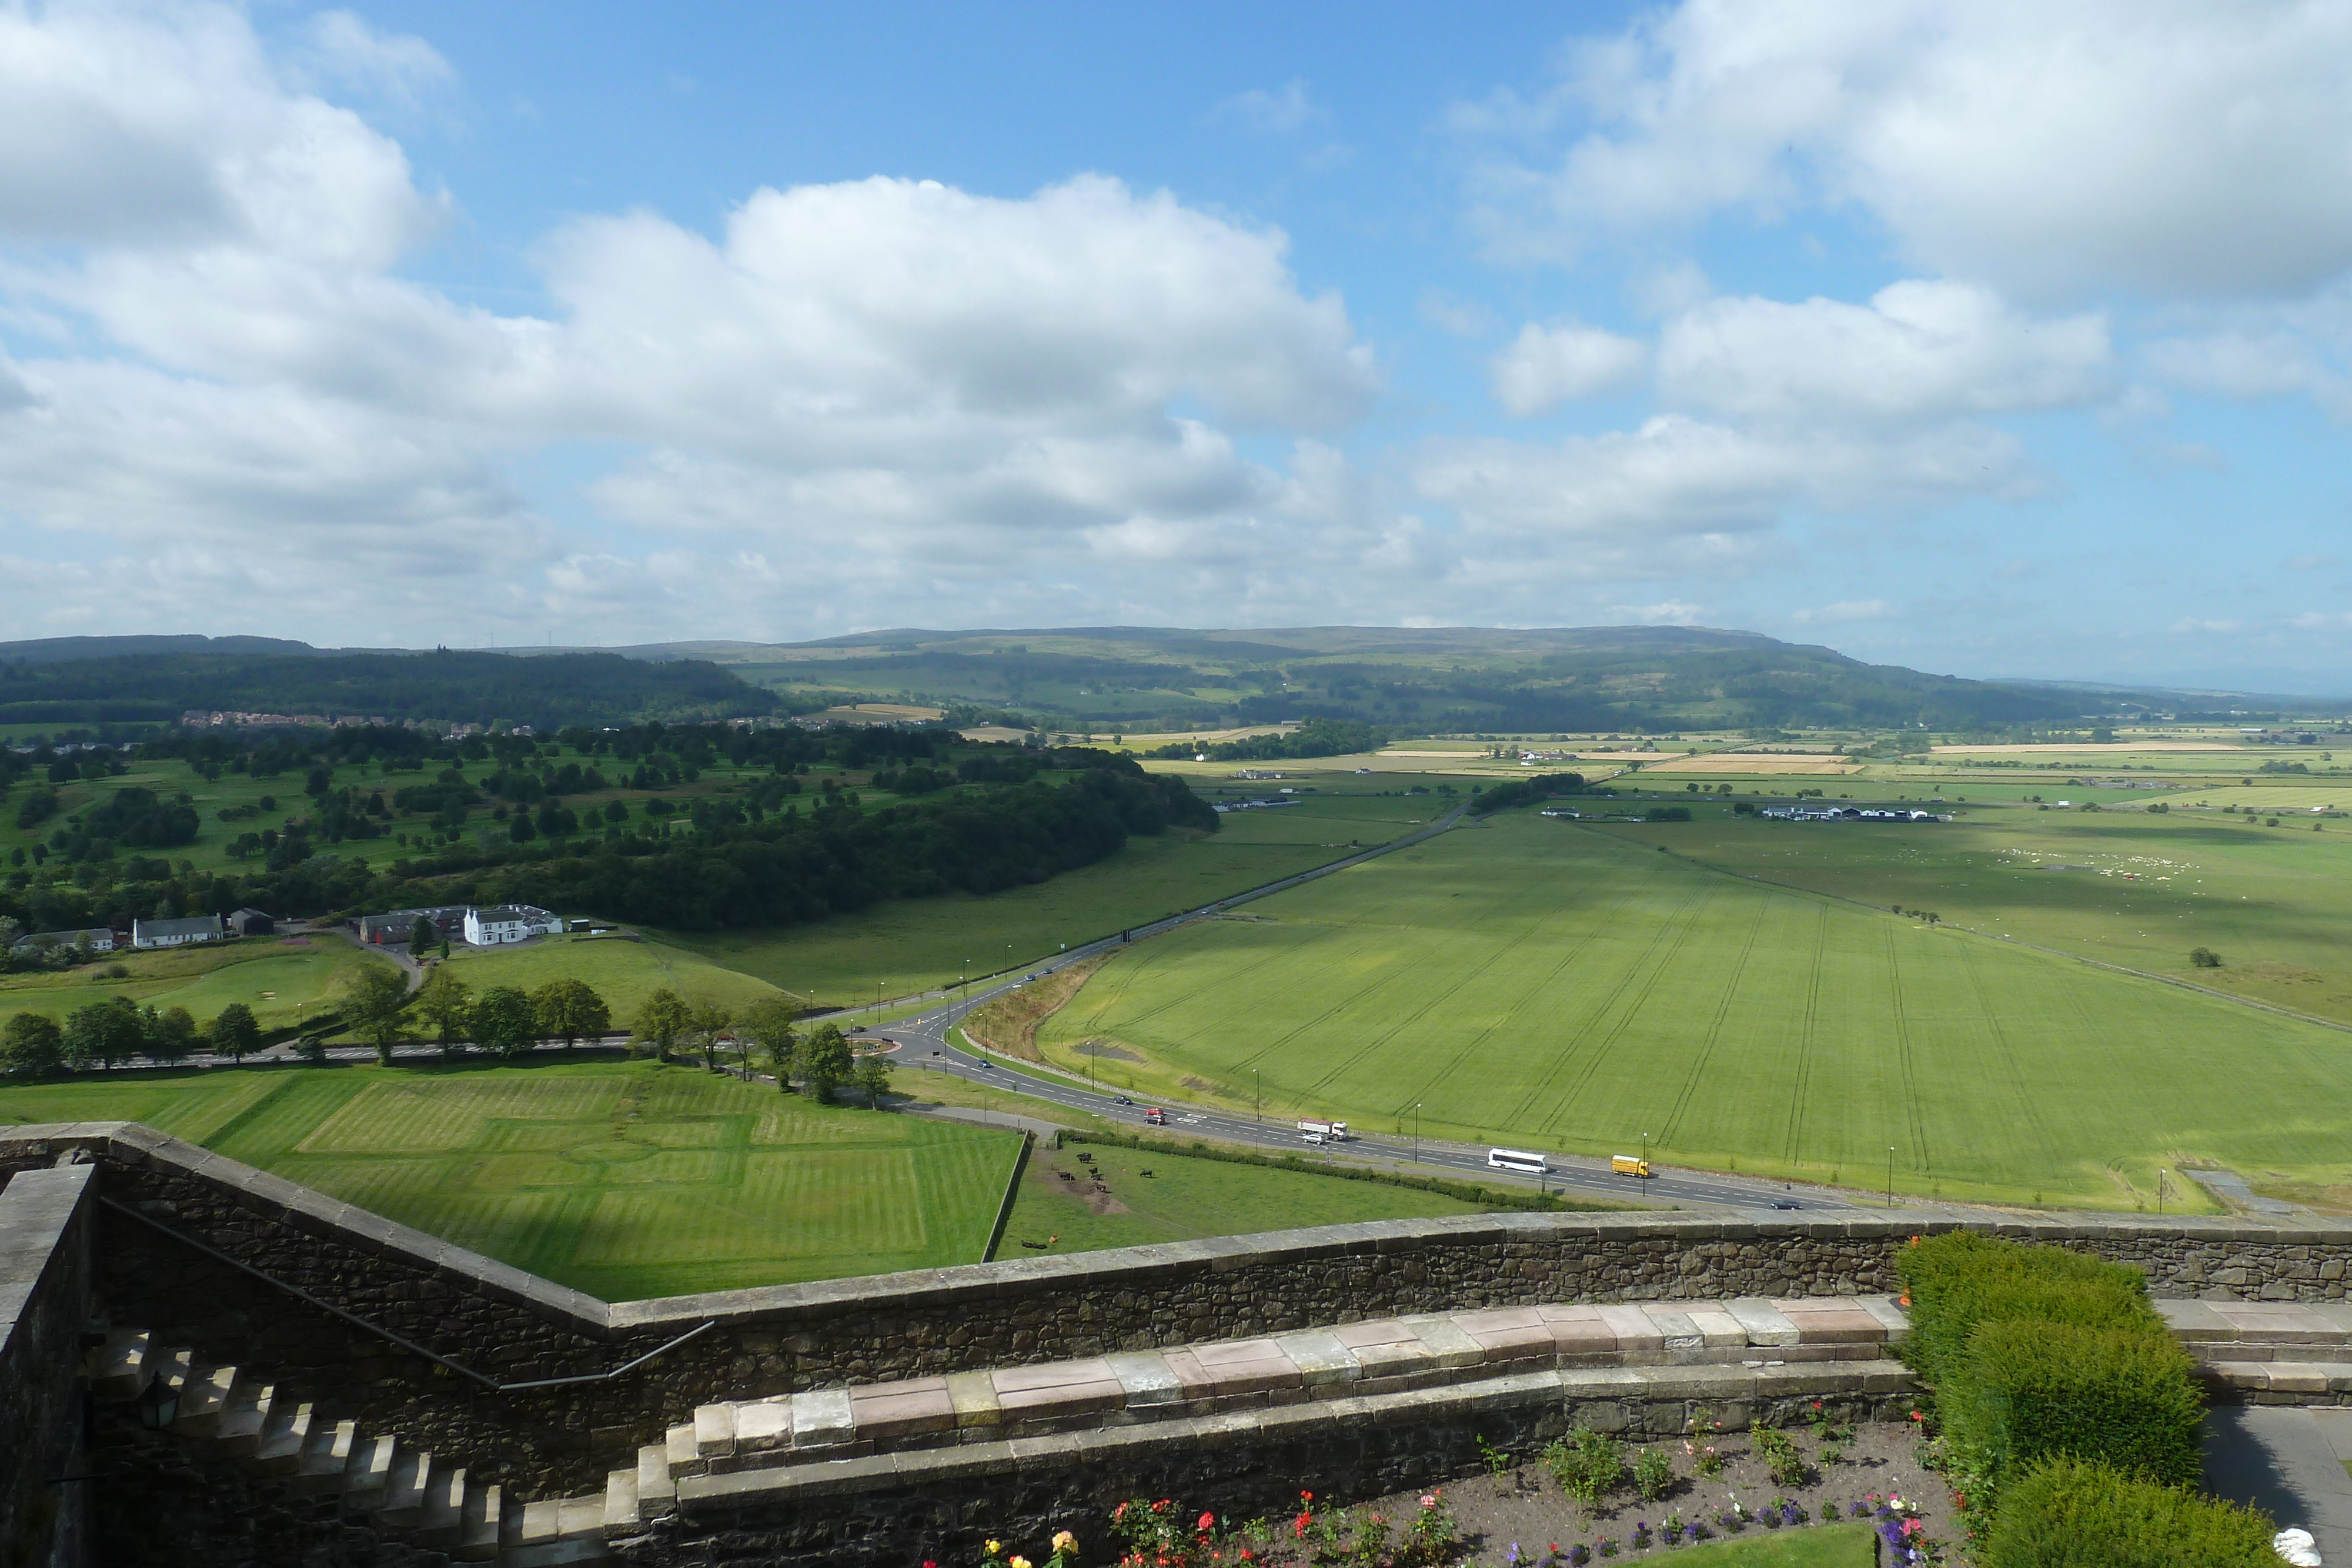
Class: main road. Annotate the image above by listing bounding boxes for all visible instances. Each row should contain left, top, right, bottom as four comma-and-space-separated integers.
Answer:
871, 800, 1859, 1213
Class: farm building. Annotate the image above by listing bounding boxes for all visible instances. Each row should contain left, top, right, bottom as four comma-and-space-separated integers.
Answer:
462, 905, 562, 946
226, 908, 275, 937
8, 927, 117, 957
356, 906, 472, 945
131, 915, 225, 950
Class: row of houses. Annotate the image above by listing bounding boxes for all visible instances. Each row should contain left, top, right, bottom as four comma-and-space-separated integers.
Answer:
1759, 805, 1952, 823
8, 909, 275, 958
177, 711, 497, 737
355, 904, 562, 948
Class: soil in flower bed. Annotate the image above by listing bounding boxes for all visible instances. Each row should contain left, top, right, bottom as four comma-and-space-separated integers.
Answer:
1362, 1422, 1953, 1564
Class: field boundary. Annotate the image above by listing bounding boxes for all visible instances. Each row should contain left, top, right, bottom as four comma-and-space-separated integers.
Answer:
1609, 821, 2352, 1041
980, 1129, 1034, 1262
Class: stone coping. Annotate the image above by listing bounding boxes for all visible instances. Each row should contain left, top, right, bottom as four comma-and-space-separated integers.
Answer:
9, 1122, 2352, 1343
0, 1162, 96, 1353
675, 1294, 1913, 1475
667, 1359, 1920, 1512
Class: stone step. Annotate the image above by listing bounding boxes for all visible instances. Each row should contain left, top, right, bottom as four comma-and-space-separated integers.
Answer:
293, 1418, 358, 1496
212, 1380, 276, 1459
454, 1483, 503, 1563
2201, 1360, 2352, 1401
382, 1447, 433, 1526
636, 1441, 676, 1519
500, 1494, 613, 1566
690, 1293, 1915, 1472
343, 1432, 399, 1509
252, 1400, 315, 1475
602, 1468, 639, 1530
419, 1464, 470, 1548
2159, 1298, 2352, 1345
172, 1362, 239, 1438
89, 1328, 151, 1400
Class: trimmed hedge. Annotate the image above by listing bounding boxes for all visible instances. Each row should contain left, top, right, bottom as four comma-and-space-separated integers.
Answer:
1940, 1319, 2205, 1497
1983, 1456, 2275, 1568
1896, 1231, 2150, 1387
1898, 1232, 2205, 1517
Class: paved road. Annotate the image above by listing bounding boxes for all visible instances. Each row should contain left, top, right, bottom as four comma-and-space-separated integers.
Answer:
870, 804, 1856, 1214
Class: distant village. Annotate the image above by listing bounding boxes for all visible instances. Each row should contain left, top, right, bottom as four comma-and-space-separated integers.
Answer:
7, 902, 567, 961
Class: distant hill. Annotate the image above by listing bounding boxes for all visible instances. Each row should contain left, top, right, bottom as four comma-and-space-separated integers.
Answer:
0, 634, 323, 664
0, 648, 779, 731
633, 624, 2122, 733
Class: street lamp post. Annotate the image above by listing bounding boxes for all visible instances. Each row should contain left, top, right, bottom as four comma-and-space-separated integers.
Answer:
1641, 1131, 1650, 1193
1253, 1069, 1261, 1125
1886, 1146, 1897, 1209
1412, 1101, 1422, 1166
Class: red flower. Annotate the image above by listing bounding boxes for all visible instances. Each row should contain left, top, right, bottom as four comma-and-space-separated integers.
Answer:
1199, 1513, 1216, 1533
1301, 1492, 1314, 1503
1116, 1504, 1130, 1520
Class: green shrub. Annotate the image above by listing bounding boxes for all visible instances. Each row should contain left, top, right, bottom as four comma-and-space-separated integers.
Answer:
1941, 1318, 2204, 1507
1895, 1232, 2152, 1387
1750, 1425, 1806, 1487
1983, 1456, 2274, 1567
1544, 1427, 1623, 1513
1631, 1445, 1675, 1501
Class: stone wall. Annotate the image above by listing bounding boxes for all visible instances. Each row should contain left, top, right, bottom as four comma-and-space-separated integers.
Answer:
6, 1122, 2351, 1499
0, 1162, 96, 1568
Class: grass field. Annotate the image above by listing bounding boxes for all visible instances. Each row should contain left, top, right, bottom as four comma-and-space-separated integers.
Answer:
0, 1059, 1022, 1298
1676, 1523, 1873, 1566
672, 788, 1436, 1004
0, 937, 395, 1035
443, 934, 788, 1027
1003, 1139, 1492, 1255
1034, 811, 2352, 1209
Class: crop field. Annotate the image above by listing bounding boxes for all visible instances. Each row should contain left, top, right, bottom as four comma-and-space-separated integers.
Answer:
1592, 794, 2352, 1023
0, 1059, 1022, 1298
1002, 1140, 1492, 1255
0, 936, 394, 1035
1035, 810, 2352, 1209
674, 786, 1438, 1004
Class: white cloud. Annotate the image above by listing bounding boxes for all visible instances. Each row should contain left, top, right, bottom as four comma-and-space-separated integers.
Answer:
292, 11, 456, 113
0, 0, 442, 264
1659, 281, 2112, 424
1413, 413, 2038, 578
1211, 79, 1324, 134
1460, 1, 2352, 300
2142, 330, 2352, 422
1618, 599, 1703, 624
1491, 320, 1649, 414
1792, 599, 1896, 624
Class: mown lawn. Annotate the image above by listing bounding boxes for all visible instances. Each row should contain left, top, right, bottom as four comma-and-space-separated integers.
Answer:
0, 937, 394, 1036
0, 1059, 1022, 1299
1037, 811, 2352, 1208
1003, 1141, 1492, 1256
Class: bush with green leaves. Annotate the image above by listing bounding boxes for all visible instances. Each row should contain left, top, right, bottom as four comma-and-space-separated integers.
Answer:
1544, 1427, 1623, 1513
1983, 1456, 2274, 1568
1630, 1445, 1675, 1501
1750, 1426, 1806, 1487
1895, 1231, 2151, 1388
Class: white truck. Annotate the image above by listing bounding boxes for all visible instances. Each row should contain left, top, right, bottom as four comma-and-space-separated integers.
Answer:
1297, 1119, 1349, 1142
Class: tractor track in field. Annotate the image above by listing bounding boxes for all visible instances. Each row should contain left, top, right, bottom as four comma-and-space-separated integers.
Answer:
1781, 905, 1828, 1171
1528, 868, 1717, 1135
1654, 895, 1768, 1150
1883, 927, 1933, 1180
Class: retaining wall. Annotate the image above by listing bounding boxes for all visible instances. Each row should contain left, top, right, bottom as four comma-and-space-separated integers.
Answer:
0, 1161, 96, 1568
6, 1121, 2351, 1497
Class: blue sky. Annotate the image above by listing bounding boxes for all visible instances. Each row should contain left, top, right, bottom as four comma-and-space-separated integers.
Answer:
3, 2, 2351, 690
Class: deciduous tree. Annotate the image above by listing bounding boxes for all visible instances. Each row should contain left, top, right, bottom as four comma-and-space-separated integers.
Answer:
64, 997, 145, 1071
532, 977, 610, 1051
797, 1024, 853, 1104
687, 999, 733, 1074
634, 987, 690, 1062
739, 995, 799, 1092
472, 985, 539, 1058
2, 1012, 64, 1076
410, 967, 474, 1055
208, 1002, 260, 1063
854, 1053, 892, 1109
340, 962, 414, 1066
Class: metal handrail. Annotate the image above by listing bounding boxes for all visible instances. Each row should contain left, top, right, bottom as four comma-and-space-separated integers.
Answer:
98, 1195, 716, 1391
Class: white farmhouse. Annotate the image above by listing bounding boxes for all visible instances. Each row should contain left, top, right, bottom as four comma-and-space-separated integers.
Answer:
132, 915, 225, 950
462, 905, 561, 946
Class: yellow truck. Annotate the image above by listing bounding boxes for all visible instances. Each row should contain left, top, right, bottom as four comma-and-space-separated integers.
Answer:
1611, 1154, 1651, 1178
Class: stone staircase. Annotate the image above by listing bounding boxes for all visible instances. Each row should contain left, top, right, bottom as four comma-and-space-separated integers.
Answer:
2160, 1298, 2352, 1402
88, 1328, 619, 1566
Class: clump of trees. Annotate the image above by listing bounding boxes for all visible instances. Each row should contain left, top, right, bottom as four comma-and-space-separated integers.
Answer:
2, 995, 259, 1075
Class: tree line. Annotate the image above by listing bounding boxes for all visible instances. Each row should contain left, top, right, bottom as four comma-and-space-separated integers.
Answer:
0, 961, 891, 1109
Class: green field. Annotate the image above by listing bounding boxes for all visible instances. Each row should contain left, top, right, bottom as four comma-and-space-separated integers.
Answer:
1675, 1523, 1874, 1566
1003, 1140, 1492, 1255
0, 1059, 1022, 1298
1587, 803, 2352, 1027
1035, 811, 2352, 1209
443, 934, 788, 1028
0, 937, 395, 1035
671, 787, 1435, 1004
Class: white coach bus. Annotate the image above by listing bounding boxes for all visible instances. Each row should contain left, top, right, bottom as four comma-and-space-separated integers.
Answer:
1486, 1148, 1551, 1174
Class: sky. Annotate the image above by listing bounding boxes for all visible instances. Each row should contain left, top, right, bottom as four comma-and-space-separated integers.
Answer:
2, 2, 2351, 691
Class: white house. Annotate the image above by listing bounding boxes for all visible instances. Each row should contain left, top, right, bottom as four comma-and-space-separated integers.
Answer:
9, 927, 117, 957
132, 915, 225, 950
462, 905, 561, 946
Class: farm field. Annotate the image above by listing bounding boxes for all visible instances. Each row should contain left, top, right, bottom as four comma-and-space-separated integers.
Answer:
443, 933, 787, 1026
0, 935, 395, 1036
0, 1059, 1021, 1298
1003, 1139, 1492, 1255
1592, 798, 2352, 1025
672, 787, 1437, 1005
1035, 810, 2352, 1209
